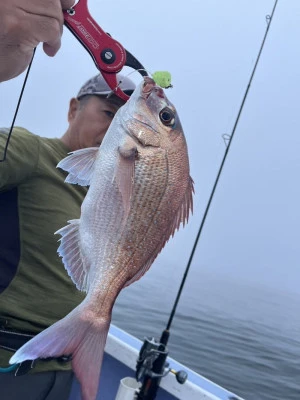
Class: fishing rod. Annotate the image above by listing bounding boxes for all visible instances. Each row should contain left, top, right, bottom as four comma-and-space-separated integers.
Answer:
135, 1, 279, 399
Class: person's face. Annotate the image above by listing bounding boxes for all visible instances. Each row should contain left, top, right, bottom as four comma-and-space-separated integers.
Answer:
67, 95, 123, 150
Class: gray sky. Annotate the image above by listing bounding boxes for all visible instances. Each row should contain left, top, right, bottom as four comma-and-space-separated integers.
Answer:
1, 0, 299, 297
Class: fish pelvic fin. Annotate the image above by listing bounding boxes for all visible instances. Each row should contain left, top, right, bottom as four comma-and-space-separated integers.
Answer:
55, 219, 90, 292
10, 306, 111, 400
57, 147, 99, 186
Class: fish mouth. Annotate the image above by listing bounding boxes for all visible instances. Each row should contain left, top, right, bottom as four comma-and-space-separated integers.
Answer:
130, 76, 164, 133
119, 77, 165, 146
141, 77, 165, 99
142, 77, 156, 98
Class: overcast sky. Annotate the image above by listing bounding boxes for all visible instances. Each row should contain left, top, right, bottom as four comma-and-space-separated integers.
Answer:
1, 0, 299, 297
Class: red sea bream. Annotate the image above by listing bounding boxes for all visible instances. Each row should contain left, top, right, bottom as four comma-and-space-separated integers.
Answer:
10, 77, 194, 400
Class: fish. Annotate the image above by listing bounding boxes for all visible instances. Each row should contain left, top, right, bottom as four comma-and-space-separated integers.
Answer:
10, 76, 194, 400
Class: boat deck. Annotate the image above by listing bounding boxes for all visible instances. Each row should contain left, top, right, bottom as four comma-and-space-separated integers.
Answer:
68, 325, 243, 400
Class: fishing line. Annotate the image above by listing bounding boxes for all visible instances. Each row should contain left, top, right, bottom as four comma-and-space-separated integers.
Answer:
107, 68, 172, 99
160, 0, 279, 343
0, 48, 36, 162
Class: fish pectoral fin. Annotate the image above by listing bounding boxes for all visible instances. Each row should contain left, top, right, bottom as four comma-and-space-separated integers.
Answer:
55, 219, 90, 292
114, 143, 138, 218
57, 147, 99, 186
170, 175, 194, 233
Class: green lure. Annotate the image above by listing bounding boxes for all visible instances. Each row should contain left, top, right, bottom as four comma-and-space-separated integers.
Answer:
152, 71, 173, 88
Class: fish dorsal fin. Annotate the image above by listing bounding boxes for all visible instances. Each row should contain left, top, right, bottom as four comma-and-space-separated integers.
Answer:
114, 142, 138, 220
55, 219, 90, 292
123, 176, 194, 289
57, 147, 99, 186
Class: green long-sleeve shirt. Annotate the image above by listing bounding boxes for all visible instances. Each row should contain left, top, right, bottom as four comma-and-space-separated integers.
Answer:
0, 127, 87, 372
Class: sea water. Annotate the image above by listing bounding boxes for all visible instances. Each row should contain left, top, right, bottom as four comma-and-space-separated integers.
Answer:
113, 262, 300, 400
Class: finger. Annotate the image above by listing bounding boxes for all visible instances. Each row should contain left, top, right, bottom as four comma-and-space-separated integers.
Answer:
28, 14, 62, 57
43, 38, 61, 57
61, 0, 76, 10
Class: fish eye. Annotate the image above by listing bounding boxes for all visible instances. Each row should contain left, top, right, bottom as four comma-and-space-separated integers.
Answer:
159, 107, 175, 127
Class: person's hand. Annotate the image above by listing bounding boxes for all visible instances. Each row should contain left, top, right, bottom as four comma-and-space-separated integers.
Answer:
0, 0, 75, 82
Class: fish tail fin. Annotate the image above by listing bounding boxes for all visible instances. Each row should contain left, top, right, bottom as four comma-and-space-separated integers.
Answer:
10, 305, 111, 400
72, 315, 110, 400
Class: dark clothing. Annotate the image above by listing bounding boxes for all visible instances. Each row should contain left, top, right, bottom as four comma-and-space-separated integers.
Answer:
0, 188, 20, 293
0, 369, 74, 400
